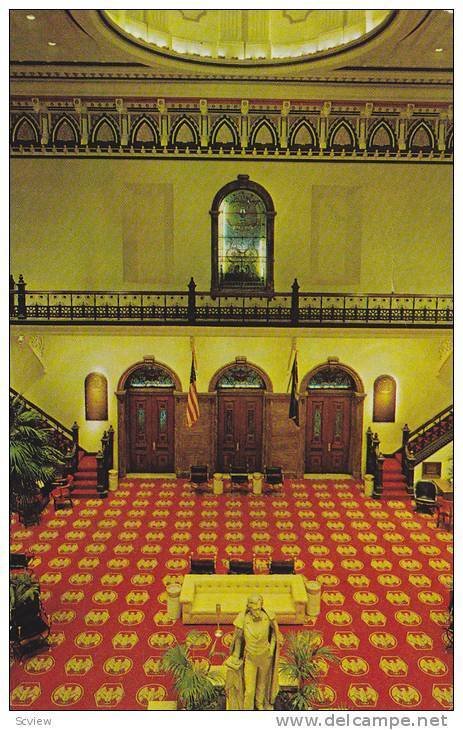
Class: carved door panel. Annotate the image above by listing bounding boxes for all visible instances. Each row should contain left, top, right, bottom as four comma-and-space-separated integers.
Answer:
306, 393, 351, 473
128, 392, 174, 473
217, 394, 263, 472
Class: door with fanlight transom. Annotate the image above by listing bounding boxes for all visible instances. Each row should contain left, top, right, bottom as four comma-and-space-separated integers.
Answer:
306, 391, 352, 473
128, 391, 174, 473
217, 393, 263, 472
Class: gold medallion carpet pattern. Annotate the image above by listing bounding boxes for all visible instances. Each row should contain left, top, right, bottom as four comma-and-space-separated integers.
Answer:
10, 478, 453, 711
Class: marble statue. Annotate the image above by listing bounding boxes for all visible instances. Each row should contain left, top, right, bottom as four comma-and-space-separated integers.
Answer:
224, 594, 283, 710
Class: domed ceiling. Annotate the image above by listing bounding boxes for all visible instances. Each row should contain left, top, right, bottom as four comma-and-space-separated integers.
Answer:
103, 9, 392, 66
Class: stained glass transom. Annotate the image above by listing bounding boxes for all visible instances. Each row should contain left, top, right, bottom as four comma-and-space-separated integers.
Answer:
218, 190, 267, 289
126, 366, 174, 388
217, 365, 265, 389
308, 368, 355, 390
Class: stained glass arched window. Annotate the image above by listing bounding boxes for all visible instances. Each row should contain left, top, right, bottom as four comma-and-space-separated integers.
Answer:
308, 367, 355, 390
125, 365, 174, 388
210, 175, 275, 294
216, 364, 266, 389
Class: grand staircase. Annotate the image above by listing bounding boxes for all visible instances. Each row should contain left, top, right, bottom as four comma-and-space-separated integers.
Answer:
381, 453, 409, 498
71, 453, 99, 498
367, 404, 453, 499
10, 388, 111, 500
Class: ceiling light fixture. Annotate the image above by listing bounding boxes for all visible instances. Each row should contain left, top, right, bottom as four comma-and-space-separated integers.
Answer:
48, 41, 57, 46
26, 14, 36, 21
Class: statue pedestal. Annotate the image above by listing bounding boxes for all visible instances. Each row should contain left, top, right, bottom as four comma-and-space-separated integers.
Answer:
147, 701, 177, 710
306, 580, 321, 617
213, 473, 224, 495
108, 469, 118, 492
252, 472, 263, 495
166, 583, 182, 620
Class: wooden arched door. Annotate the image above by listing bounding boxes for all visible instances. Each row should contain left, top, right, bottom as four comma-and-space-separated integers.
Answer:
304, 362, 365, 476
306, 391, 353, 473
128, 390, 174, 473
213, 361, 269, 472
117, 360, 180, 475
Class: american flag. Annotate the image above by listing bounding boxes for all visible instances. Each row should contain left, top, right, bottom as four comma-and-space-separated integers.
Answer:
186, 352, 200, 427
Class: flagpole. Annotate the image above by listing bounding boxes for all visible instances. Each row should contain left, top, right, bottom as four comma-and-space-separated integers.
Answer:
287, 337, 297, 392
190, 335, 197, 369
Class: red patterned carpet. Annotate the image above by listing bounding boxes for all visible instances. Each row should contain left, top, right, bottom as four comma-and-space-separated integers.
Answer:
10, 478, 453, 711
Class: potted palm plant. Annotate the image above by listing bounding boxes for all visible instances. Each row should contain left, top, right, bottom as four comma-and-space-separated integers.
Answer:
160, 636, 224, 710
10, 396, 64, 521
277, 630, 338, 711
10, 572, 40, 620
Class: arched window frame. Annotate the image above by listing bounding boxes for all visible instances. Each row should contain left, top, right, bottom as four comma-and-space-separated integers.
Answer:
210, 175, 276, 296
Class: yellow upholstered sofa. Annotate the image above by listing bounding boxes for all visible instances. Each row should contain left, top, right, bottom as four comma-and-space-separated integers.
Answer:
179, 574, 308, 624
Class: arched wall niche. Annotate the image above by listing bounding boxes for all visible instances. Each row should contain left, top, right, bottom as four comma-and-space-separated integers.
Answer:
373, 374, 397, 423
85, 372, 108, 421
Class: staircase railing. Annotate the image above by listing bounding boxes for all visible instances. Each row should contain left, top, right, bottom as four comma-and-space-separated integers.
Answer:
10, 388, 80, 474
96, 426, 114, 495
365, 427, 385, 499
401, 405, 453, 492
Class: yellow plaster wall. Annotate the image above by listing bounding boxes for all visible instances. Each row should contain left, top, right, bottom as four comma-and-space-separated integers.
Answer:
10, 327, 452, 467
11, 159, 451, 294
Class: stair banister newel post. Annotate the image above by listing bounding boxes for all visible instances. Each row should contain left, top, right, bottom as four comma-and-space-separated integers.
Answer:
366, 426, 374, 475
101, 431, 109, 489
96, 450, 105, 496
17, 274, 27, 320
71, 422, 79, 473
107, 425, 114, 471
291, 278, 300, 326
9, 275, 15, 317
65, 448, 73, 475
401, 423, 414, 495
371, 433, 384, 499
187, 277, 197, 324
402, 423, 410, 453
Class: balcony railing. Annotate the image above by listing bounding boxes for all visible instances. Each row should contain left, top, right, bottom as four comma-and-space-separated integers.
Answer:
9, 276, 453, 329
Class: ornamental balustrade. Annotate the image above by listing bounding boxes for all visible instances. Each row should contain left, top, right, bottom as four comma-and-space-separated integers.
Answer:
10, 276, 452, 329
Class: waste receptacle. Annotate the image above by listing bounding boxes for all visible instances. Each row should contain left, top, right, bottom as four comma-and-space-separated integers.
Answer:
166, 583, 182, 620
108, 469, 118, 492
213, 473, 223, 495
364, 474, 374, 497
252, 473, 263, 495
306, 580, 321, 617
